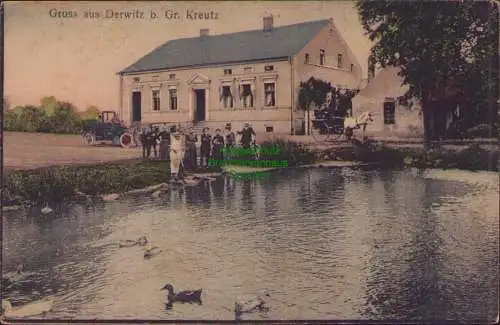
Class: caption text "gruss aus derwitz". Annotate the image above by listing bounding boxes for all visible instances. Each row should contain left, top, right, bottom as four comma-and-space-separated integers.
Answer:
48, 8, 220, 20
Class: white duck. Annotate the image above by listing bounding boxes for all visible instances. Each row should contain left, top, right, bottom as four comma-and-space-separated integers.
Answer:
234, 293, 271, 316
1, 298, 53, 318
40, 205, 53, 215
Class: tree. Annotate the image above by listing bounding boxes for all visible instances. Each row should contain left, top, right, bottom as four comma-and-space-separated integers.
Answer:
356, 0, 499, 149
80, 105, 101, 120
19, 105, 46, 132
298, 77, 333, 135
40, 96, 57, 116
3, 97, 10, 111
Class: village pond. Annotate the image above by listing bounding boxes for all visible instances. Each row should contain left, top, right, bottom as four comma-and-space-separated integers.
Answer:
2, 168, 498, 321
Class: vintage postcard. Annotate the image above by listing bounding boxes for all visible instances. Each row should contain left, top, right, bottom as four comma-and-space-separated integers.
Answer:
1, 0, 498, 323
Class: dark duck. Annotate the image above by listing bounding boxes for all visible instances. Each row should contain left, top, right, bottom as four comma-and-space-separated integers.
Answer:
161, 283, 203, 308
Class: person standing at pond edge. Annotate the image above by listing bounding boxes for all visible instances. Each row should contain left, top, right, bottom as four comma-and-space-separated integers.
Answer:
170, 126, 186, 179
151, 127, 160, 158
225, 123, 236, 160
184, 131, 198, 170
200, 127, 212, 168
159, 127, 170, 161
238, 122, 256, 149
212, 128, 225, 161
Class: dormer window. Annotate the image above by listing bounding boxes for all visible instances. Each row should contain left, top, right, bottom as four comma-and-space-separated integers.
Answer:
304, 53, 310, 64
319, 49, 325, 66
337, 54, 343, 69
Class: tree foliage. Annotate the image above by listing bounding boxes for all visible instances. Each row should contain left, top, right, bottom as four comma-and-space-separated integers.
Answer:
298, 77, 359, 134
3, 96, 103, 134
356, 0, 499, 143
298, 77, 359, 113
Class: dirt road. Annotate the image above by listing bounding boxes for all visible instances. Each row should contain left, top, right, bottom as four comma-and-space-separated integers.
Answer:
3, 132, 141, 170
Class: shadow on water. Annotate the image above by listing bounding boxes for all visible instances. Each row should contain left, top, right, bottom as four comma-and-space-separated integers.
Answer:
2, 169, 498, 320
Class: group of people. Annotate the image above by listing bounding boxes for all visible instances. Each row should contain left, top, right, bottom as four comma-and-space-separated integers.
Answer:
139, 127, 170, 159
139, 122, 256, 179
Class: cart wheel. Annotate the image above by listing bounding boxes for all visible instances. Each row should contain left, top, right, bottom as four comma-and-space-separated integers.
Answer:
120, 132, 133, 148
311, 121, 331, 143
83, 132, 96, 145
329, 126, 344, 142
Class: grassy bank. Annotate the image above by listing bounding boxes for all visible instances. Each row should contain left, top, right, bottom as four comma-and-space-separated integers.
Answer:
3, 139, 497, 207
3, 160, 171, 207
321, 141, 499, 171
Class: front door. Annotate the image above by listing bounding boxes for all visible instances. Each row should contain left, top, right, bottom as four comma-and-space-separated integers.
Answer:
194, 89, 206, 122
132, 91, 142, 122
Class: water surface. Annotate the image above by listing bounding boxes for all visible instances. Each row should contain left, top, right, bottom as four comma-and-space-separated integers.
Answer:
3, 168, 498, 321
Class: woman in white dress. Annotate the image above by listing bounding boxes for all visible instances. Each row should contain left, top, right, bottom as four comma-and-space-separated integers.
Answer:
170, 126, 186, 179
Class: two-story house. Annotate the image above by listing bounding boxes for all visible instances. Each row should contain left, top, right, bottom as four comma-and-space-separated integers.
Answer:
117, 16, 363, 134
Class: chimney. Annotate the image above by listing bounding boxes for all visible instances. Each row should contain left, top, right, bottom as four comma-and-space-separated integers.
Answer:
200, 29, 209, 37
263, 15, 273, 32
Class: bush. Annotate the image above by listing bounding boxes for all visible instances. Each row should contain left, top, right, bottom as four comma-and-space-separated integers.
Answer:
258, 139, 317, 166
465, 124, 498, 138
318, 141, 498, 171
3, 97, 103, 134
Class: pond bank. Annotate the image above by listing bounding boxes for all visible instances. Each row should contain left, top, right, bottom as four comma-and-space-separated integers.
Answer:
2, 140, 498, 210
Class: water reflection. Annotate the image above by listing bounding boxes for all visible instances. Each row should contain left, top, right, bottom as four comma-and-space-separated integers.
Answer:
2, 169, 498, 321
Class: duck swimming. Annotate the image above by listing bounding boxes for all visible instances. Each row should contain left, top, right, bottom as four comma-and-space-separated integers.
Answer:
118, 236, 149, 248
143, 246, 162, 259
136, 236, 148, 246
41, 205, 53, 215
234, 293, 271, 316
1, 298, 53, 318
161, 284, 203, 305
2, 265, 24, 288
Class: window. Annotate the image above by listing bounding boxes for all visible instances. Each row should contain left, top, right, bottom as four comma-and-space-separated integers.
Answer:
304, 53, 310, 64
220, 85, 233, 108
264, 82, 276, 107
350, 64, 354, 72
264, 65, 274, 72
224, 69, 232, 75
169, 74, 176, 80
383, 101, 396, 124
241, 84, 253, 108
169, 88, 178, 110
152, 90, 160, 111
133, 77, 140, 82
320, 49, 325, 65
337, 54, 343, 68
266, 126, 274, 133
244, 67, 253, 72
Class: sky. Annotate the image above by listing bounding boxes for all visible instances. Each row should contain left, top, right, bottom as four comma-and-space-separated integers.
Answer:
4, 1, 372, 110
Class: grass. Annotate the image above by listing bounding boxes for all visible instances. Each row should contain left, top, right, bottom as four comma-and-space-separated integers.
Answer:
3, 160, 171, 206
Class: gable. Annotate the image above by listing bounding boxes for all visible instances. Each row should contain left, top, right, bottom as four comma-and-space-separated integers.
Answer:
188, 73, 210, 85
296, 20, 362, 73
